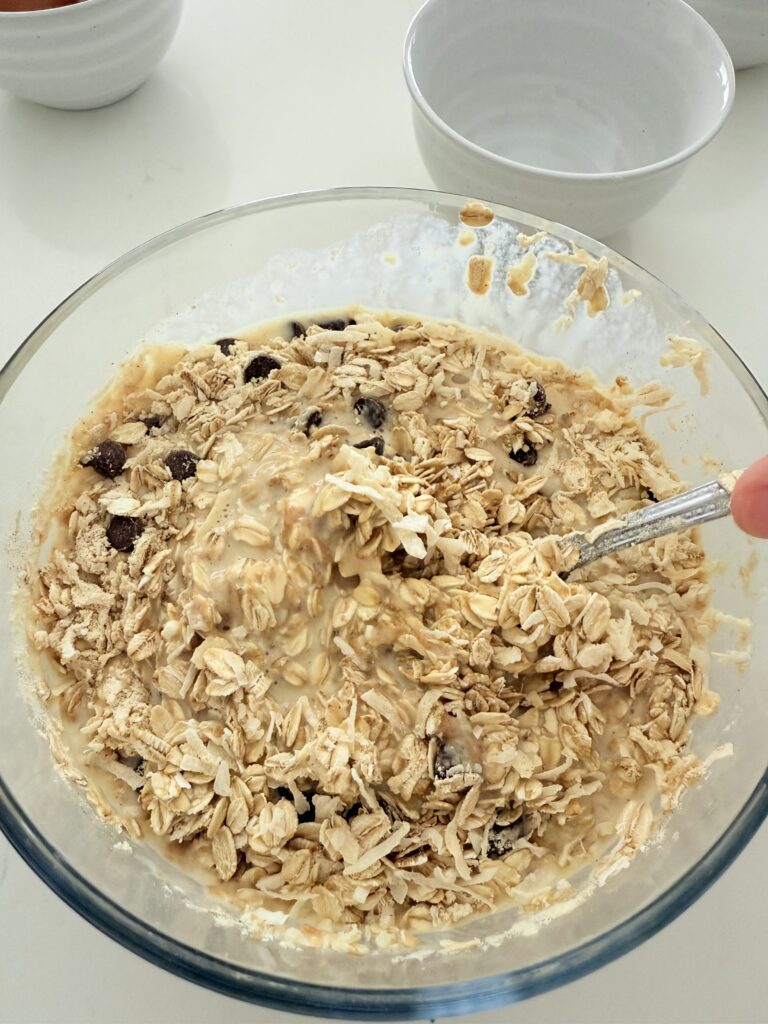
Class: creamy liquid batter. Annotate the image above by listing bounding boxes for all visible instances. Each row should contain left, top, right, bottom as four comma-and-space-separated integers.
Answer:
26, 309, 719, 937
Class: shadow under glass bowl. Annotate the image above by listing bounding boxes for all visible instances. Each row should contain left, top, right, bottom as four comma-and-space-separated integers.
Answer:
0, 187, 766, 1019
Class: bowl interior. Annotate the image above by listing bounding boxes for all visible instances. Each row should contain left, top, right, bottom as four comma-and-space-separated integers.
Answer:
0, 189, 765, 1017
406, 0, 733, 175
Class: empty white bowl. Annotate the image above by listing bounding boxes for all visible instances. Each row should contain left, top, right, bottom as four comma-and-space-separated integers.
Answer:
403, 0, 735, 238
687, 0, 768, 69
0, 0, 183, 110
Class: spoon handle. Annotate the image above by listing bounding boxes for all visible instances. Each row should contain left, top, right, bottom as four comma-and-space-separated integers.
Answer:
567, 478, 735, 570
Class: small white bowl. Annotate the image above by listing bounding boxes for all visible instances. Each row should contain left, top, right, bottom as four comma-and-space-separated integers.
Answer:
0, 0, 183, 110
404, 0, 735, 238
687, 0, 768, 69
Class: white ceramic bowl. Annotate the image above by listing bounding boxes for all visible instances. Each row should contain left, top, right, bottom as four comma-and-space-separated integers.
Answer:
687, 0, 768, 69
403, 0, 735, 238
0, 0, 183, 110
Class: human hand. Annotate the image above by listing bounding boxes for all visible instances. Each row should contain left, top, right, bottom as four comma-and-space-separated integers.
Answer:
731, 456, 768, 538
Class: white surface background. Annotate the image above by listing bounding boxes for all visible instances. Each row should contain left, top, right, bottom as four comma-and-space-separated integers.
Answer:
0, 2, 766, 1022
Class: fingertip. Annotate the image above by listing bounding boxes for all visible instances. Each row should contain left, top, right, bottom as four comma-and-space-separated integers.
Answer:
731, 455, 768, 538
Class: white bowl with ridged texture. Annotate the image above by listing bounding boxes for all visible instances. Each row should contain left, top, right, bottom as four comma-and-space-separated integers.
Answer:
404, 0, 735, 239
687, 0, 768, 69
0, 0, 183, 110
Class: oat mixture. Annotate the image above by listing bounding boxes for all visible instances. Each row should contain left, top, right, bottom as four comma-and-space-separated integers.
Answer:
28, 311, 718, 933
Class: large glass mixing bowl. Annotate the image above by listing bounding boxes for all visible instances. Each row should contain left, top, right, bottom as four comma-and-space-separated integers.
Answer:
0, 188, 766, 1018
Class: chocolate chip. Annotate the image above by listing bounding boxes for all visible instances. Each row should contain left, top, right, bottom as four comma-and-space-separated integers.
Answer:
382, 547, 409, 574
165, 449, 199, 481
139, 415, 164, 433
298, 790, 318, 824
106, 516, 144, 553
302, 408, 323, 436
244, 354, 281, 383
81, 440, 126, 479
117, 752, 145, 789
342, 802, 362, 822
528, 380, 551, 418
433, 739, 469, 781
276, 785, 316, 823
487, 820, 523, 859
294, 317, 357, 337
215, 337, 237, 355
354, 436, 385, 456
315, 317, 355, 332
646, 488, 658, 503
509, 443, 538, 467
354, 397, 387, 430
298, 804, 315, 825
433, 748, 452, 781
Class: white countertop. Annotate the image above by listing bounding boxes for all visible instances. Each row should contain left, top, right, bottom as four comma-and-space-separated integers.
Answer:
0, 3, 766, 1022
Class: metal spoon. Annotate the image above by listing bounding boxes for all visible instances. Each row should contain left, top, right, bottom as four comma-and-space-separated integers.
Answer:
564, 474, 738, 571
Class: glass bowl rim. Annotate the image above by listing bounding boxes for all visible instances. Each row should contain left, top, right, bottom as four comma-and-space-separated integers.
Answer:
1, 185, 766, 1019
